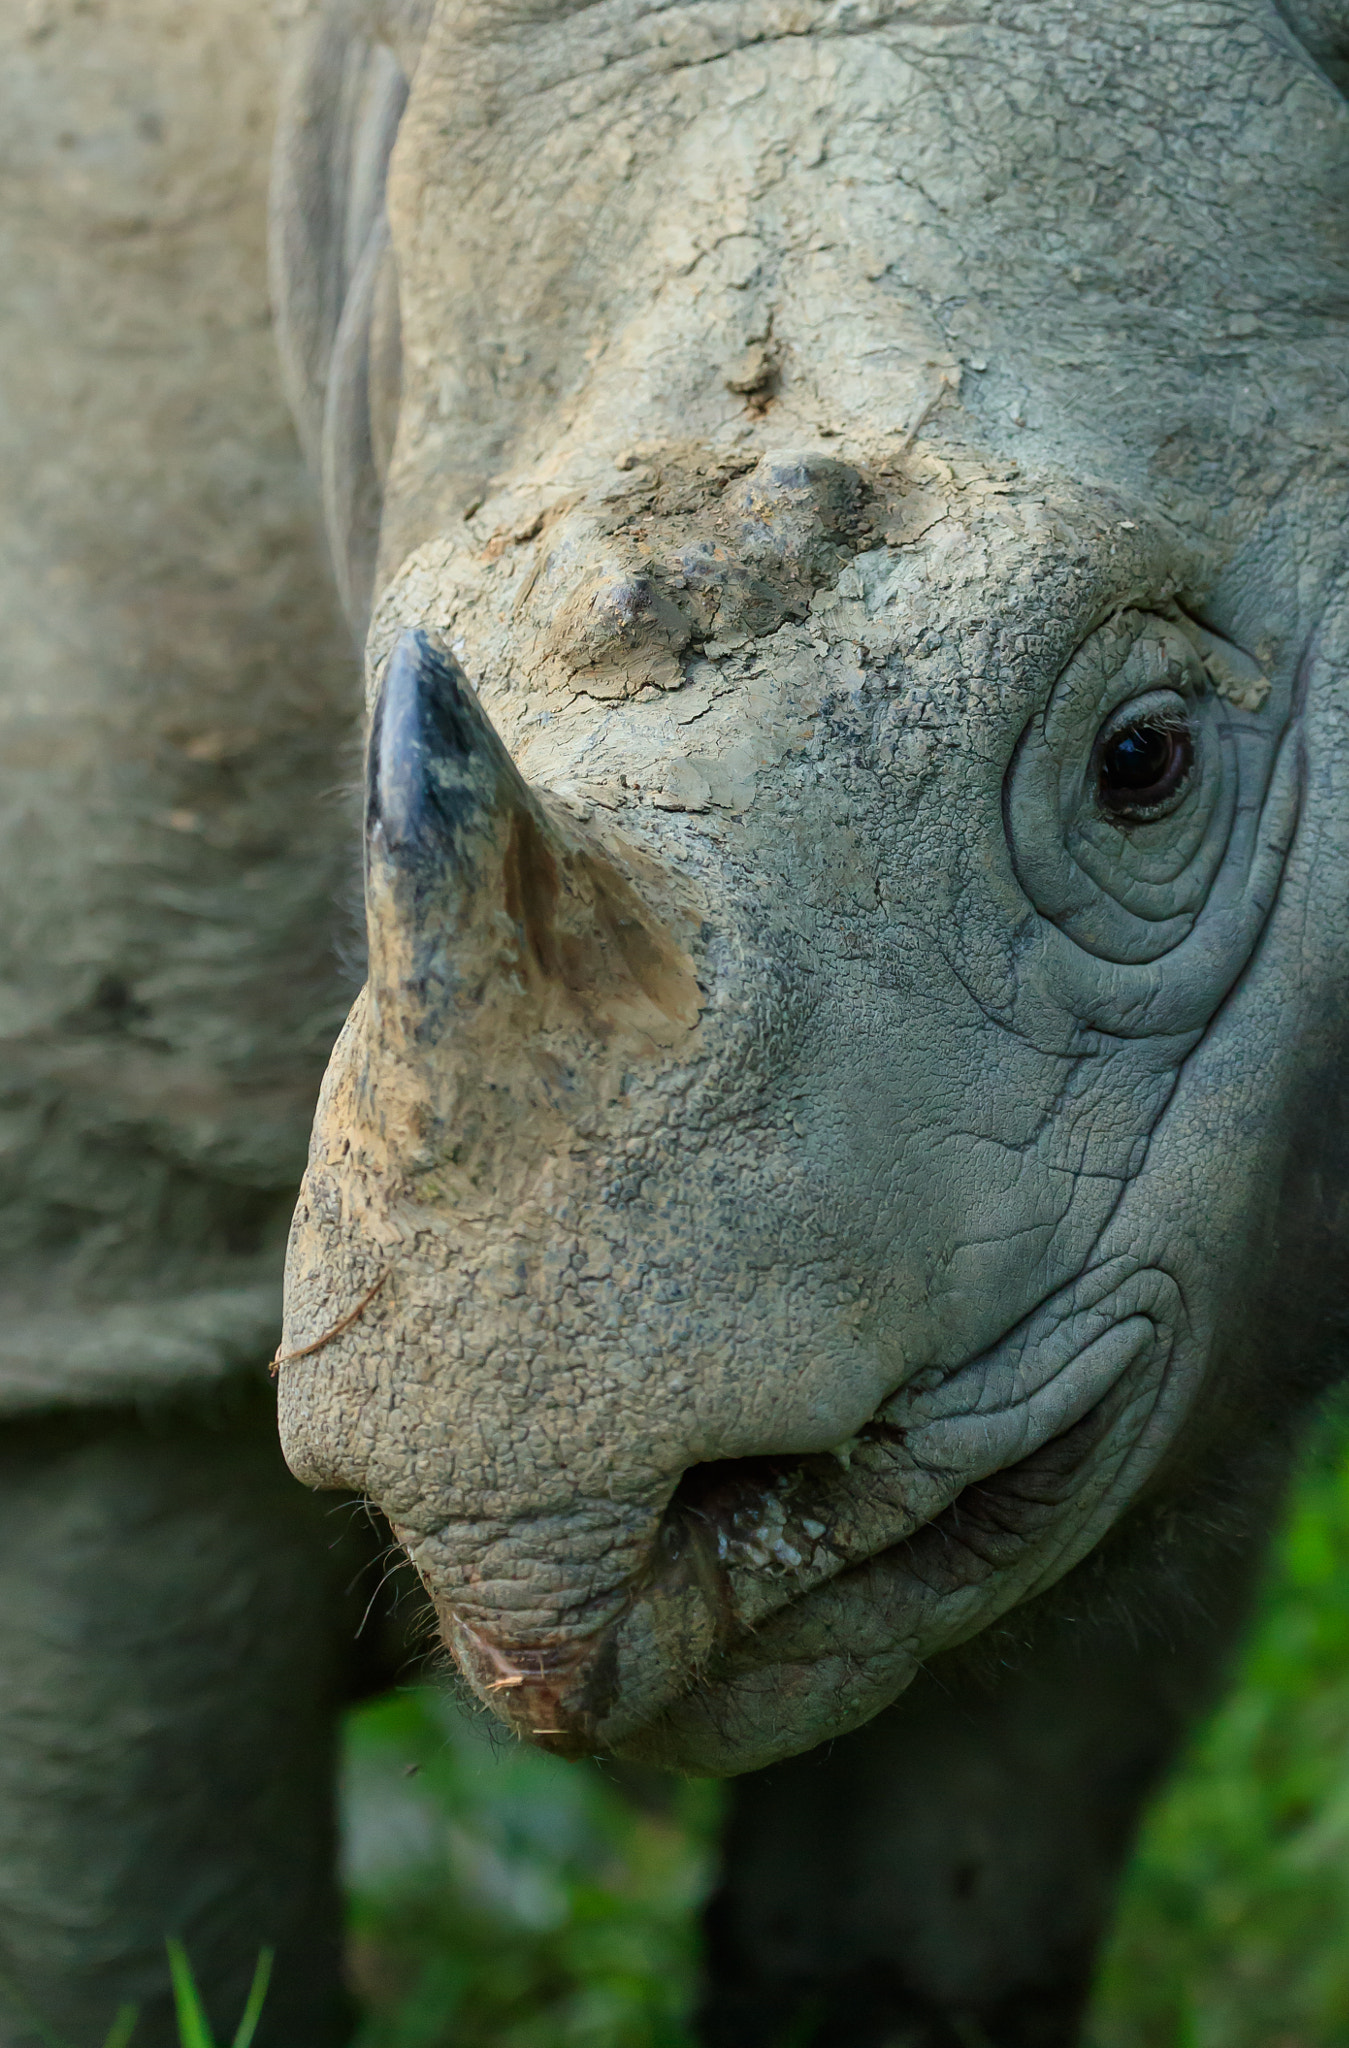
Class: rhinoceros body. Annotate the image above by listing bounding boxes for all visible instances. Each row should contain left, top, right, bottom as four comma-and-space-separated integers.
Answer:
5, 0, 1349, 2041
0, 4, 379, 2040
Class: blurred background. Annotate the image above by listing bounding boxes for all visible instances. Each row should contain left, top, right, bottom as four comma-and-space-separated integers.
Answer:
343, 1401, 1349, 2048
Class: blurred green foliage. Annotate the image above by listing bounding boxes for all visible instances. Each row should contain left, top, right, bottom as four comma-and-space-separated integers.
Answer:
345, 1691, 721, 2047
1092, 1420, 1349, 2048
347, 1415, 1349, 2048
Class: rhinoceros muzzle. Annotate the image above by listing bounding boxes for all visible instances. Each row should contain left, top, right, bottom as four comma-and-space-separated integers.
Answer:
418, 1254, 1187, 1767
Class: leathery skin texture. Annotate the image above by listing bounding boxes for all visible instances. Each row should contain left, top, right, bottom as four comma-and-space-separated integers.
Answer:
276, 0, 1349, 1776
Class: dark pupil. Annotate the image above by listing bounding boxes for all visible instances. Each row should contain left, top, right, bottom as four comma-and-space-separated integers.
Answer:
1099, 719, 1192, 814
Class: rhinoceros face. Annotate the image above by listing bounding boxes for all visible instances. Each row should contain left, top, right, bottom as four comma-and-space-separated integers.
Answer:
277, 0, 1349, 1772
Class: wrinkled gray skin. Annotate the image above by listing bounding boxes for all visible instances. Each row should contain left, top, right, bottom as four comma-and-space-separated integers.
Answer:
267, 0, 1349, 2037
3, 0, 1349, 2044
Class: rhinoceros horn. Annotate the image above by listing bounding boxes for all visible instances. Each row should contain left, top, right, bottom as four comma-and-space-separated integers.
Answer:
363, 626, 701, 1062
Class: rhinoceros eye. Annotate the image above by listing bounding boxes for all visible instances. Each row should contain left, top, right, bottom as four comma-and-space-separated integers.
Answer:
1096, 713, 1195, 820
1004, 611, 1238, 967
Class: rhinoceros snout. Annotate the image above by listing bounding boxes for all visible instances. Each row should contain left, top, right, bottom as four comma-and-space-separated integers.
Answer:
383, 1258, 1192, 1763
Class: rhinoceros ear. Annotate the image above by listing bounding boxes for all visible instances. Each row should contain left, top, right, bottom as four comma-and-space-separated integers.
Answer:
363, 630, 702, 1045
270, 2, 434, 641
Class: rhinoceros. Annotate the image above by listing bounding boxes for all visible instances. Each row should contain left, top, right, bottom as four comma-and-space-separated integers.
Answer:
5, 0, 1349, 2040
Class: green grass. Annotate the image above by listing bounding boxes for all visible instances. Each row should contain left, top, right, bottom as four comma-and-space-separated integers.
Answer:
346, 1412, 1349, 2048
0, 1944, 272, 2048
164, 1945, 272, 2048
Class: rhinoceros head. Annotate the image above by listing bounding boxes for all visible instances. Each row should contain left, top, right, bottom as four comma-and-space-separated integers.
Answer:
275, 0, 1349, 1771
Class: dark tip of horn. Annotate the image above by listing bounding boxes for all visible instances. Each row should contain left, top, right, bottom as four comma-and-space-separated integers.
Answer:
366, 630, 523, 867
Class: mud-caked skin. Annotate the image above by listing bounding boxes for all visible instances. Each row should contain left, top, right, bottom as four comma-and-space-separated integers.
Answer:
266, 0, 1349, 2035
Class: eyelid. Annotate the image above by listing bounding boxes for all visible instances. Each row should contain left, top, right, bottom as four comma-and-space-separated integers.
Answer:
1094, 689, 1194, 753
1037, 620, 1206, 765
1006, 610, 1239, 965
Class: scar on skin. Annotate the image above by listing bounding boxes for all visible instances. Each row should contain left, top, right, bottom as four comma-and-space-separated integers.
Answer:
269, 1270, 390, 1374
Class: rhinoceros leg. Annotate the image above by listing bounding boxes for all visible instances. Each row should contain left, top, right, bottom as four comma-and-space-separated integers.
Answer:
699, 1486, 1283, 2048
0, 1390, 373, 2048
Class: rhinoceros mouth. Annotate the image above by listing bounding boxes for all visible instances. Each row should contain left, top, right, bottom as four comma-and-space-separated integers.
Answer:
438, 1259, 1187, 1764
663, 1395, 1118, 1613
672, 1356, 1134, 1613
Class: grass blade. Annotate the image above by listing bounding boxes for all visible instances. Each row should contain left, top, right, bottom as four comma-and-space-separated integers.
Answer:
229, 1951, 273, 2048
165, 1942, 215, 2048
101, 2006, 139, 2048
